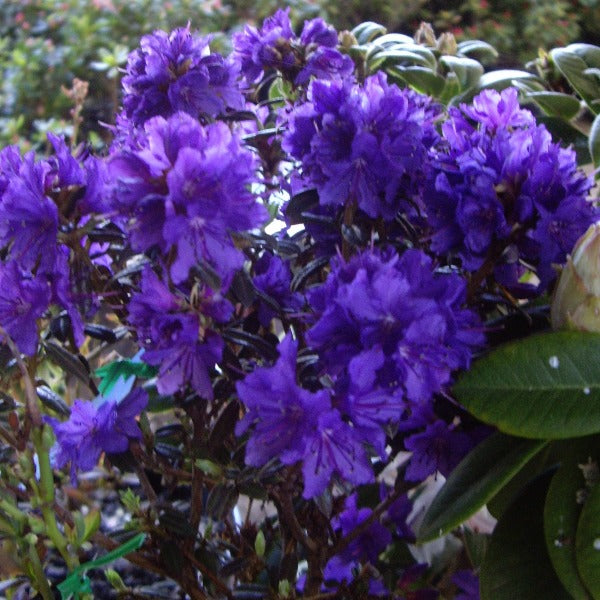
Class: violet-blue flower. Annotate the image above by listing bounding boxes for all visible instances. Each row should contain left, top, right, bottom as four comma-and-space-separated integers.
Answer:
307, 247, 483, 405
282, 72, 440, 220
47, 388, 147, 484
232, 9, 352, 86
424, 87, 598, 293
253, 251, 303, 326
107, 112, 267, 284
324, 493, 391, 584
236, 334, 373, 498
0, 261, 51, 356
121, 25, 243, 127
236, 334, 328, 468
128, 266, 230, 397
0, 152, 58, 272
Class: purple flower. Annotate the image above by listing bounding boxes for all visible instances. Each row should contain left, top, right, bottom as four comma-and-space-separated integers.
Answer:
253, 252, 303, 326
121, 25, 243, 127
324, 494, 391, 584
232, 9, 352, 86
236, 334, 328, 468
0, 152, 58, 272
128, 267, 230, 397
0, 261, 51, 355
282, 73, 439, 220
424, 87, 598, 294
307, 248, 483, 405
452, 570, 480, 600
47, 388, 147, 483
236, 334, 373, 498
404, 417, 472, 481
107, 113, 267, 284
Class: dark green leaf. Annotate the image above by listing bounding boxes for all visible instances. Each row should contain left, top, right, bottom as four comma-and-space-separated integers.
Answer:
418, 433, 547, 541
206, 484, 238, 520
36, 385, 70, 416
476, 69, 540, 91
545, 438, 598, 599
222, 328, 278, 361
457, 40, 499, 62
453, 331, 600, 439
387, 66, 446, 97
440, 55, 484, 90
290, 256, 329, 292
576, 468, 600, 598
43, 341, 91, 387
526, 92, 581, 119
589, 113, 600, 169
551, 48, 600, 113
351, 21, 387, 44
480, 471, 571, 600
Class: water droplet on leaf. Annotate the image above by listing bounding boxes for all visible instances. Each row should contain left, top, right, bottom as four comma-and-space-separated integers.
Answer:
548, 356, 560, 369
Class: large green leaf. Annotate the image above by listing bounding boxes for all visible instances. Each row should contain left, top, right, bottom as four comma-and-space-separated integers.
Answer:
453, 331, 600, 439
576, 469, 600, 598
480, 471, 571, 600
439, 55, 484, 91
418, 433, 547, 541
551, 47, 600, 113
526, 92, 582, 119
545, 438, 598, 600
387, 65, 446, 97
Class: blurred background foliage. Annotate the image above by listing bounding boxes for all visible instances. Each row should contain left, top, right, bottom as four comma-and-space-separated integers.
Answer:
3, 0, 600, 147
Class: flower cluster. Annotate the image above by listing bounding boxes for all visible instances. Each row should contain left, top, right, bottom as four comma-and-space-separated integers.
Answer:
232, 8, 353, 86
0, 136, 106, 353
128, 266, 231, 397
121, 25, 244, 127
424, 87, 598, 293
282, 72, 440, 219
46, 388, 147, 484
106, 112, 267, 285
236, 334, 373, 498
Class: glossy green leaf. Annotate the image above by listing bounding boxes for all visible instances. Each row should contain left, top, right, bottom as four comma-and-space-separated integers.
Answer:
481, 472, 571, 600
387, 65, 446, 97
576, 469, 600, 598
589, 113, 600, 169
544, 438, 598, 600
477, 69, 540, 90
453, 331, 600, 439
369, 48, 435, 70
551, 47, 600, 113
440, 55, 484, 90
526, 92, 581, 119
418, 433, 547, 541
457, 39, 499, 61
351, 21, 386, 44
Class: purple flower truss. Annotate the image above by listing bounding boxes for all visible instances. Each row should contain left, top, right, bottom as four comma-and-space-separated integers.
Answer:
0, 261, 51, 355
425, 87, 598, 293
47, 388, 147, 484
107, 112, 267, 285
128, 266, 231, 397
306, 247, 483, 476
324, 493, 391, 586
236, 334, 374, 498
232, 8, 353, 86
121, 25, 244, 128
253, 251, 303, 326
282, 72, 440, 220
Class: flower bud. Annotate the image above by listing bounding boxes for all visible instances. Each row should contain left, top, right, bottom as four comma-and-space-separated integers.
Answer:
551, 223, 600, 331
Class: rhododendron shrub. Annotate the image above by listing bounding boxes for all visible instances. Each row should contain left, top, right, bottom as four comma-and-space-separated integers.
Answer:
0, 9, 598, 599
